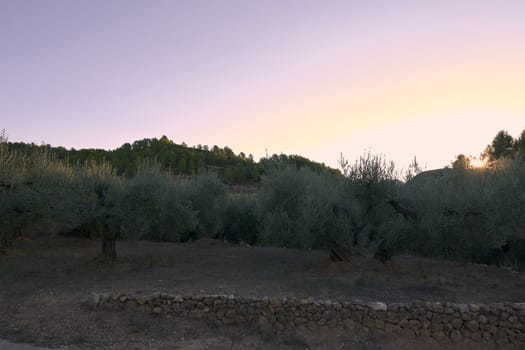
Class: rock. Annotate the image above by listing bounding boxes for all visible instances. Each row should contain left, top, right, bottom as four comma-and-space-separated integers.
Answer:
171, 303, 180, 312
389, 303, 404, 312
465, 320, 479, 332
153, 307, 163, 314
367, 302, 387, 312
450, 330, 462, 342
432, 304, 445, 314
398, 319, 409, 328
493, 303, 506, 312
135, 295, 148, 305
363, 316, 374, 328
511, 303, 525, 311
270, 298, 281, 308
452, 318, 463, 329
294, 317, 308, 326
99, 293, 110, 304
374, 320, 385, 329
430, 323, 442, 333
469, 304, 480, 312
478, 315, 488, 324
461, 313, 472, 321
457, 304, 469, 313
409, 320, 421, 330
420, 329, 431, 337
385, 323, 399, 333
344, 319, 356, 330
432, 331, 447, 341
486, 325, 498, 334
92, 292, 101, 305
119, 295, 128, 302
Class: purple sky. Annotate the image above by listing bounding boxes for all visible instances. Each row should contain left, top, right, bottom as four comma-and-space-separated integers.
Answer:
2, 0, 525, 170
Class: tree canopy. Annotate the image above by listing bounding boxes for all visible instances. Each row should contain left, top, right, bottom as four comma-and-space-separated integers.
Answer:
5, 136, 339, 184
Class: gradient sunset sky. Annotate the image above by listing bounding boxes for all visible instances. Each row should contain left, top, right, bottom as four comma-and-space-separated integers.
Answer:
1, 0, 525, 170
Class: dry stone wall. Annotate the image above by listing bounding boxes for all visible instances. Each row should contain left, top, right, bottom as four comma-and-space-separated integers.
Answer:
92, 292, 525, 345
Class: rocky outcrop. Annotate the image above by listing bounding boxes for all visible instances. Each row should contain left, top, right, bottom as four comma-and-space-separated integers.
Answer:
91, 292, 525, 345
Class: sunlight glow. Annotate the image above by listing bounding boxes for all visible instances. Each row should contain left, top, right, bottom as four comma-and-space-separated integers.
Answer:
470, 158, 486, 168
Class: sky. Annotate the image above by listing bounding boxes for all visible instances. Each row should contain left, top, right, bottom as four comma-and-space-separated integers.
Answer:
1, 0, 525, 171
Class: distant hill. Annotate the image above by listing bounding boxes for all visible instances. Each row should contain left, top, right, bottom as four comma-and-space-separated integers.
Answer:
6, 135, 340, 184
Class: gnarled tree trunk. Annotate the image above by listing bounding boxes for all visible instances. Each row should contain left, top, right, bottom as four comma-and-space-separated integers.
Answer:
100, 217, 117, 261
101, 233, 116, 261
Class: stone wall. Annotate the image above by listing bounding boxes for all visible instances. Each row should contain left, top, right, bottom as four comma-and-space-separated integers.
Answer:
92, 292, 525, 345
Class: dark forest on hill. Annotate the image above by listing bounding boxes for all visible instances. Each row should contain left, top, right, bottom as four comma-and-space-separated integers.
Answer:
4, 134, 339, 184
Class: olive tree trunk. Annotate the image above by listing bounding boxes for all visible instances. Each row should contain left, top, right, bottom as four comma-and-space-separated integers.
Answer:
101, 233, 116, 260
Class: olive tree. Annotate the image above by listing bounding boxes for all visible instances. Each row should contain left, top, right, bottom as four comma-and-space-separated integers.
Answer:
338, 151, 400, 248
183, 173, 227, 239
257, 166, 350, 249
110, 165, 198, 250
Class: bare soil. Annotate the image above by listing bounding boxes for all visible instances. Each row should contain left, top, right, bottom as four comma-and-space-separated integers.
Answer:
1, 237, 524, 349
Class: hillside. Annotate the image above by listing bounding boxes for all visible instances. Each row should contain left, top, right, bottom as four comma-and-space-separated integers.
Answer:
5, 135, 340, 183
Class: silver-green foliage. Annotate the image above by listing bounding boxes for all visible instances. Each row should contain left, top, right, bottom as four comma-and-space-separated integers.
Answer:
0, 143, 33, 243
221, 194, 258, 244
0, 145, 113, 242
339, 151, 400, 247
257, 166, 351, 249
391, 160, 525, 267
183, 173, 227, 238
113, 165, 198, 242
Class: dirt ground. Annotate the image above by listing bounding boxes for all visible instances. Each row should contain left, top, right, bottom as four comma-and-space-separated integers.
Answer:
1, 237, 524, 349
